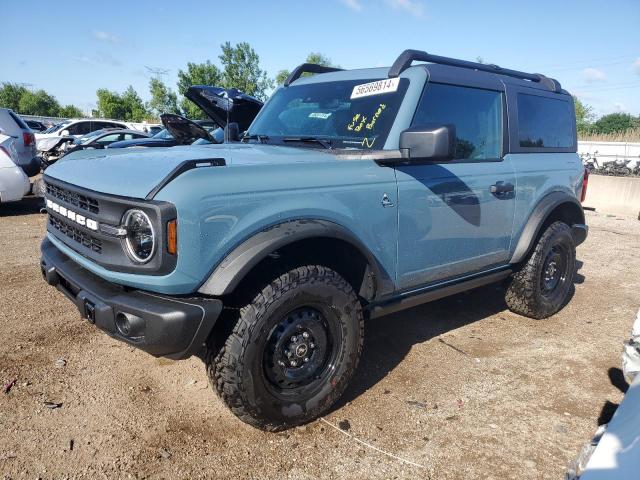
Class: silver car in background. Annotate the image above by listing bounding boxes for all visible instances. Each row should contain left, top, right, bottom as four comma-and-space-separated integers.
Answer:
0, 128, 30, 204
0, 108, 38, 176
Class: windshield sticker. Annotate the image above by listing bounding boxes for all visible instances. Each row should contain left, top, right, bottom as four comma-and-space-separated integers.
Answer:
308, 112, 332, 119
350, 78, 400, 99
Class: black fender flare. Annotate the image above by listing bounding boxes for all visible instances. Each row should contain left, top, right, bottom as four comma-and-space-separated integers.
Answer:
197, 219, 394, 298
510, 191, 586, 264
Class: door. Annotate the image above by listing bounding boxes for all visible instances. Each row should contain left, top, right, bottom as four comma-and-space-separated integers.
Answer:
395, 82, 516, 289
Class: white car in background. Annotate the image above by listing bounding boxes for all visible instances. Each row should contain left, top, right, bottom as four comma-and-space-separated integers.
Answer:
0, 129, 30, 204
35, 118, 137, 153
567, 309, 640, 479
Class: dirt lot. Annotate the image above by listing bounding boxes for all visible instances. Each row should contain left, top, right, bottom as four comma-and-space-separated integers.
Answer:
1, 199, 639, 480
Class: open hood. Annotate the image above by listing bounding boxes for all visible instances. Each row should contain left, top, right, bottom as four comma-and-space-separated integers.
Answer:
185, 86, 263, 132
160, 114, 215, 145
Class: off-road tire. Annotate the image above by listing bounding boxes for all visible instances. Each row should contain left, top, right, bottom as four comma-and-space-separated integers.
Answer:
505, 221, 576, 319
205, 265, 364, 431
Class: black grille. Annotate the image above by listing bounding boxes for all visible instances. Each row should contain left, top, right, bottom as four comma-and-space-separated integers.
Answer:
46, 182, 100, 214
49, 215, 103, 254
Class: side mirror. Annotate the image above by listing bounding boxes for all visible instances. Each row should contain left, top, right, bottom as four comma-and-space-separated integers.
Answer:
61, 130, 70, 136
399, 124, 455, 161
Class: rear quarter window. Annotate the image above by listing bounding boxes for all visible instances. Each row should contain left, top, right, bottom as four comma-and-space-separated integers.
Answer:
517, 93, 574, 149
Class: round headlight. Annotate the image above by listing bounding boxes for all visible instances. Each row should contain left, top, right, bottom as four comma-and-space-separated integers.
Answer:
123, 210, 155, 263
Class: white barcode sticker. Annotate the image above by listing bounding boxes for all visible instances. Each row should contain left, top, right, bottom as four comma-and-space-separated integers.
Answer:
308, 112, 332, 119
350, 78, 400, 99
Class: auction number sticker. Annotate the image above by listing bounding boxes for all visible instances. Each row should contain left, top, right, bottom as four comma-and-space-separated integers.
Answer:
350, 78, 400, 99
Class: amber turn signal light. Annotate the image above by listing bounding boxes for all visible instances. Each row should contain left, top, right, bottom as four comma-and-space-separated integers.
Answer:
167, 220, 177, 255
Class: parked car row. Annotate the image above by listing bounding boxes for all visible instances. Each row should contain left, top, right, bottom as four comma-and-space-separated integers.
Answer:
0, 85, 264, 206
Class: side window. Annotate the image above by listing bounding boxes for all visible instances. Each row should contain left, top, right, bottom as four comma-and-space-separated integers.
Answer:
91, 121, 107, 131
517, 93, 573, 148
95, 133, 122, 144
67, 122, 91, 135
412, 83, 503, 160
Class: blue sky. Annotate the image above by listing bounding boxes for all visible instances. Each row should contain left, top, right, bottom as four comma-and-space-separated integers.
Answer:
2, 0, 639, 117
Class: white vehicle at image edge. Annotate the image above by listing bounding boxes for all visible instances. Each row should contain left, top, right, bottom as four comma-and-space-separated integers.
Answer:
0, 108, 37, 175
567, 308, 640, 479
0, 129, 30, 204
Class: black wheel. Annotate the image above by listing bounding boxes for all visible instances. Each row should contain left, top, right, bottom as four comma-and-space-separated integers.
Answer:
206, 265, 364, 431
505, 221, 576, 319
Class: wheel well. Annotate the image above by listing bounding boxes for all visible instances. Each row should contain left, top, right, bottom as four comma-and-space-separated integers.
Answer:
222, 237, 374, 308
539, 201, 584, 236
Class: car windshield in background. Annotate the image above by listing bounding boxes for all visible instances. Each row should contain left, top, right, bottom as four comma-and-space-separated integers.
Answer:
246, 78, 410, 150
153, 129, 173, 139
77, 129, 110, 144
44, 122, 71, 134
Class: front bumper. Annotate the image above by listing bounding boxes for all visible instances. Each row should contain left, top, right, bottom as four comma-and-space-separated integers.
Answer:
40, 238, 222, 360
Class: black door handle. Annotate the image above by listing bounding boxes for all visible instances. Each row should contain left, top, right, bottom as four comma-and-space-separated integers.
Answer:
490, 182, 514, 195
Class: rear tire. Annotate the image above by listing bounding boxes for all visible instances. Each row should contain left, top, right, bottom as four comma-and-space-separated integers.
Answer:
206, 265, 364, 431
505, 221, 576, 319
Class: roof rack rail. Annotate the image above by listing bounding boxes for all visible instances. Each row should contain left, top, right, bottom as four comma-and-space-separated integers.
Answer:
388, 49, 561, 92
284, 63, 344, 87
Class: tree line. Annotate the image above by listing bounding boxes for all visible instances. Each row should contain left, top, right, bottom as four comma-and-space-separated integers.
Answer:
0, 43, 336, 123
573, 97, 639, 136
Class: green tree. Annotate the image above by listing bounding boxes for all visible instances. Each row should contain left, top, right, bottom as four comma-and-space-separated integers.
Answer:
18, 89, 61, 117
148, 78, 179, 117
95, 86, 148, 121
59, 104, 83, 118
219, 41, 273, 99
176, 61, 222, 119
275, 52, 338, 85
573, 96, 595, 134
593, 113, 639, 134
0, 82, 29, 111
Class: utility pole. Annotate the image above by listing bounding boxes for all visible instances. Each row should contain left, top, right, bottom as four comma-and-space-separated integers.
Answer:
145, 66, 170, 83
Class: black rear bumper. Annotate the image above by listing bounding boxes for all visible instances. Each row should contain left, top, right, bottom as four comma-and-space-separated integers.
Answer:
40, 238, 222, 360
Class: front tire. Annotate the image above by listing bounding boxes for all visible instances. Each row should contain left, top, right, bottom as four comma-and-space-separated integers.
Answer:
206, 265, 364, 431
505, 221, 576, 319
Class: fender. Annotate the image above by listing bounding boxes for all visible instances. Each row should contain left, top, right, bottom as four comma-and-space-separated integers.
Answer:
197, 219, 394, 298
510, 191, 586, 264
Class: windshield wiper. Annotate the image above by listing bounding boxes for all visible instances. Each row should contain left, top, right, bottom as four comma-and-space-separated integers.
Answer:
242, 133, 270, 143
282, 136, 333, 150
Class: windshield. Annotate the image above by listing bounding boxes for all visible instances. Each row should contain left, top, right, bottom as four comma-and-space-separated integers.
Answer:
44, 121, 71, 134
153, 128, 173, 139
246, 78, 409, 150
77, 129, 110, 144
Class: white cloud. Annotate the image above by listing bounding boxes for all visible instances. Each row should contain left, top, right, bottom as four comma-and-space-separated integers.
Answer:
341, 0, 363, 11
633, 58, 640, 75
582, 67, 607, 83
614, 102, 626, 112
72, 52, 122, 67
385, 0, 425, 17
93, 30, 121, 44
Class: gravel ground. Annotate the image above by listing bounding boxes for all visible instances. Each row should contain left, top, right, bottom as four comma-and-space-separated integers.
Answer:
1, 199, 639, 479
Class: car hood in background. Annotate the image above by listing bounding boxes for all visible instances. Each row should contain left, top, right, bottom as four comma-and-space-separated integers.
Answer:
43, 143, 333, 199
160, 114, 215, 145
185, 85, 263, 132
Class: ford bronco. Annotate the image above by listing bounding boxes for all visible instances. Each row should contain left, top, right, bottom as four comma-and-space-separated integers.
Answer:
40, 50, 588, 430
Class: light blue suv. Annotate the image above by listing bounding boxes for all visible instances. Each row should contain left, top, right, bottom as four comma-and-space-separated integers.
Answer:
40, 50, 588, 430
